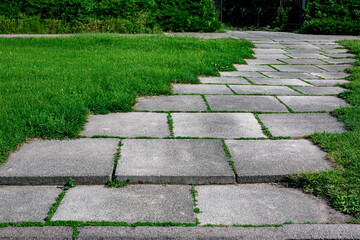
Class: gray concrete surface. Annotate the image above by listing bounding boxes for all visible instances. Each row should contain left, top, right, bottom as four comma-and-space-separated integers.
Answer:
0, 186, 62, 222
312, 72, 350, 79
0, 227, 73, 240
294, 86, 346, 95
173, 84, 234, 94
199, 77, 250, 84
220, 71, 266, 78
81, 112, 170, 137
259, 113, 346, 137
52, 185, 195, 223
172, 113, 266, 138
0, 139, 119, 185
205, 95, 288, 112
115, 139, 235, 184
272, 65, 325, 73
196, 184, 350, 225
277, 58, 327, 65
263, 72, 315, 79
226, 140, 331, 183
234, 64, 276, 72
134, 95, 207, 111
249, 78, 311, 86
306, 79, 350, 86
278, 96, 349, 112
229, 85, 299, 95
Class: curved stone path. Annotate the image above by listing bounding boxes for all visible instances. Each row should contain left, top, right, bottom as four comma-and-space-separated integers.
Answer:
1, 31, 360, 238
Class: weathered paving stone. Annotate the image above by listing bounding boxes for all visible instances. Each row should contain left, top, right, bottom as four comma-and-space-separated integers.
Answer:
0, 186, 62, 222
322, 58, 355, 64
226, 139, 331, 183
205, 95, 288, 112
249, 78, 311, 86
278, 96, 349, 112
173, 84, 233, 94
259, 113, 346, 137
0, 139, 119, 185
220, 71, 266, 78
254, 54, 289, 59
312, 72, 350, 79
317, 64, 354, 72
307, 79, 350, 87
245, 59, 284, 65
0, 227, 73, 239
263, 72, 315, 79
172, 113, 265, 138
325, 53, 356, 58
288, 53, 329, 59
52, 185, 195, 223
234, 64, 276, 72
76, 225, 360, 239
198, 77, 250, 84
286, 49, 322, 54
81, 112, 170, 137
115, 139, 235, 184
253, 49, 287, 54
196, 184, 350, 225
229, 85, 299, 95
277, 58, 327, 65
272, 65, 325, 73
322, 49, 348, 54
294, 86, 346, 95
134, 95, 207, 111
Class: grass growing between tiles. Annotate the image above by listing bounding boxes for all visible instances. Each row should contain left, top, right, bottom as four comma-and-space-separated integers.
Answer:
0, 34, 254, 165
288, 40, 360, 221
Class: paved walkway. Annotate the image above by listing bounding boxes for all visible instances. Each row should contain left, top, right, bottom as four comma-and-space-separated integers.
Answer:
1, 31, 360, 239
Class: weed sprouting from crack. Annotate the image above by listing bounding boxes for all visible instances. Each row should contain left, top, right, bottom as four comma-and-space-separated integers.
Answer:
106, 179, 130, 188
253, 113, 273, 138
167, 113, 174, 137
190, 185, 201, 225
221, 139, 237, 175
201, 95, 211, 111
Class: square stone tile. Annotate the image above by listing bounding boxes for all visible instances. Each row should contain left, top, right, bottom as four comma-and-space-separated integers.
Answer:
205, 95, 288, 112
220, 71, 266, 78
134, 95, 207, 111
172, 113, 265, 138
245, 59, 284, 65
294, 86, 346, 95
259, 113, 346, 137
263, 72, 315, 79
116, 139, 234, 184
272, 65, 325, 73
196, 184, 350, 225
229, 85, 299, 95
234, 64, 276, 72
52, 185, 195, 223
312, 72, 350, 79
276, 59, 327, 65
81, 112, 170, 137
279, 96, 349, 112
249, 78, 311, 86
173, 84, 233, 94
199, 77, 250, 84
0, 139, 119, 185
0, 186, 62, 222
226, 140, 331, 183
306, 80, 350, 87
316, 65, 354, 72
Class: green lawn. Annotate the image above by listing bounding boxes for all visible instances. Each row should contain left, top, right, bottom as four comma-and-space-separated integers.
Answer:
289, 40, 360, 221
0, 34, 254, 165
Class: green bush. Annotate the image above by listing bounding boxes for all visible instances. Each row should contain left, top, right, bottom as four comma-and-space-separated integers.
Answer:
302, 18, 360, 35
0, 0, 221, 33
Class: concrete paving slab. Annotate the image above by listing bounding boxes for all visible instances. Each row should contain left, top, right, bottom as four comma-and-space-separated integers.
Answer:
205, 95, 288, 112
81, 112, 170, 137
0, 227, 73, 239
312, 72, 350, 79
196, 184, 350, 225
276, 58, 327, 65
317, 64, 354, 72
284, 44, 320, 49
220, 71, 266, 78
249, 78, 311, 86
226, 139, 331, 183
286, 49, 322, 54
254, 54, 289, 59
294, 86, 346, 95
288, 53, 328, 59
134, 95, 207, 111
272, 65, 325, 73
322, 49, 349, 54
199, 77, 250, 84
245, 59, 284, 65
259, 113, 346, 137
263, 72, 315, 79
52, 185, 195, 223
325, 53, 356, 58
76, 225, 360, 240
322, 58, 356, 64
173, 84, 233, 94
234, 64, 276, 72
172, 113, 265, 138
0, 139, 119, 185
116, 139, 234, 184
253, 49, 287, 54
279, 96, 349, 112
307, 79, 350, 87
229, 85, 299, 95
0, 186, 62, 222
253, 43, 284, 48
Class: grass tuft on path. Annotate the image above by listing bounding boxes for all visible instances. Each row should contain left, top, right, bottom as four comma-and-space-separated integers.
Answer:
288, 40, 360, 220
0, 34, 254, 165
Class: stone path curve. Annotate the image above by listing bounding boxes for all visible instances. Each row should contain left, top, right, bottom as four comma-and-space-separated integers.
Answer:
1, 31, 360, 238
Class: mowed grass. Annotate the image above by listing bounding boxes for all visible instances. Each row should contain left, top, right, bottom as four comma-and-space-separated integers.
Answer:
289, 40, 360, 221
0, 34, 254, 164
